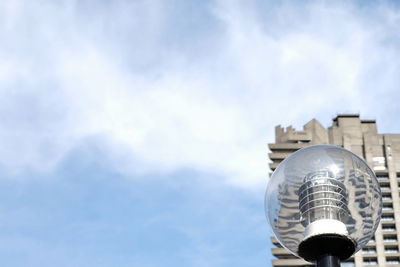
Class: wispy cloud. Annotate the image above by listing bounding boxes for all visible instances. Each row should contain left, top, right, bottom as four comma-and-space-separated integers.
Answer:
1, 0, 400, 188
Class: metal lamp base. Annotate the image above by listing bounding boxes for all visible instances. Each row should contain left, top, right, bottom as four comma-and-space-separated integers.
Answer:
298, 234, 356, 263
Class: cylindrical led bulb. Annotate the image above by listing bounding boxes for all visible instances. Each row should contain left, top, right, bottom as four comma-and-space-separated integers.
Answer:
299, 170, 350, 239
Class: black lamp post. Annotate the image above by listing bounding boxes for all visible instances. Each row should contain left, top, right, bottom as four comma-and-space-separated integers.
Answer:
265, 145, 382, 267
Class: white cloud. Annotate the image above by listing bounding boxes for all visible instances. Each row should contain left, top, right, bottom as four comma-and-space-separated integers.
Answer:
1, 0, 400, 188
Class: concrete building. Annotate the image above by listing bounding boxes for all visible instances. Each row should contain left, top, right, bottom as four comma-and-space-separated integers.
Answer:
268, 114, 400, 267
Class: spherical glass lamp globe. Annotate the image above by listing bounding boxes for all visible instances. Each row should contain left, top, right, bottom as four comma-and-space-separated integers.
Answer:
265, 145, 382, 263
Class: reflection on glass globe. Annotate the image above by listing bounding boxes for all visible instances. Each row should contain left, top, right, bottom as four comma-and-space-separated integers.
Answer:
265, 145, 382, 262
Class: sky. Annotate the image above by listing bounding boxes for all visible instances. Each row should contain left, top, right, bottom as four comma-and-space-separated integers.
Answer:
1, 0, 400, 266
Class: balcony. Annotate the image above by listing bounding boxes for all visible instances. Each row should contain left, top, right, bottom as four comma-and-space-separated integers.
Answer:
272, 247, 294, 259
271, 237, 280, 246
269, 162, 280, 171
268, 152, 291, 160
272, 258, 310, 266
268, 143, 309, 152
377, 176, 390, 182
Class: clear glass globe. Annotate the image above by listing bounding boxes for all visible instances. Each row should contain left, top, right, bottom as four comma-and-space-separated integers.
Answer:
265, 145, 382, 261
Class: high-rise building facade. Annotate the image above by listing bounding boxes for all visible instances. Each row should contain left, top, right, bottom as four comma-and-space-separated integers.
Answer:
269, 114, 400, 267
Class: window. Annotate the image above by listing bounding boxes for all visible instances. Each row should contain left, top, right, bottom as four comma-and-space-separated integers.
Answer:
384, 235, 397, 242
362, 248, 377, 254
383, 203, 394, 211
382, 225, 396, 232
387, 257, 400, 264
385, 246, 399, 254
379, 181, 390, 190
382, 215, 395, 221
363, 258, 377, 265
382, 193, 392, 201
380, 183, 390, 190
377, 174, 389, 180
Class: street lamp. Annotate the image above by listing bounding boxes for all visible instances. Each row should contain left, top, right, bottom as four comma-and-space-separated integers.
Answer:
265, 145, 382, 267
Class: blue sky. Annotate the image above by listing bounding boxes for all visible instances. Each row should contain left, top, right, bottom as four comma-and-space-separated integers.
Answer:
1, 0, 400, 266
